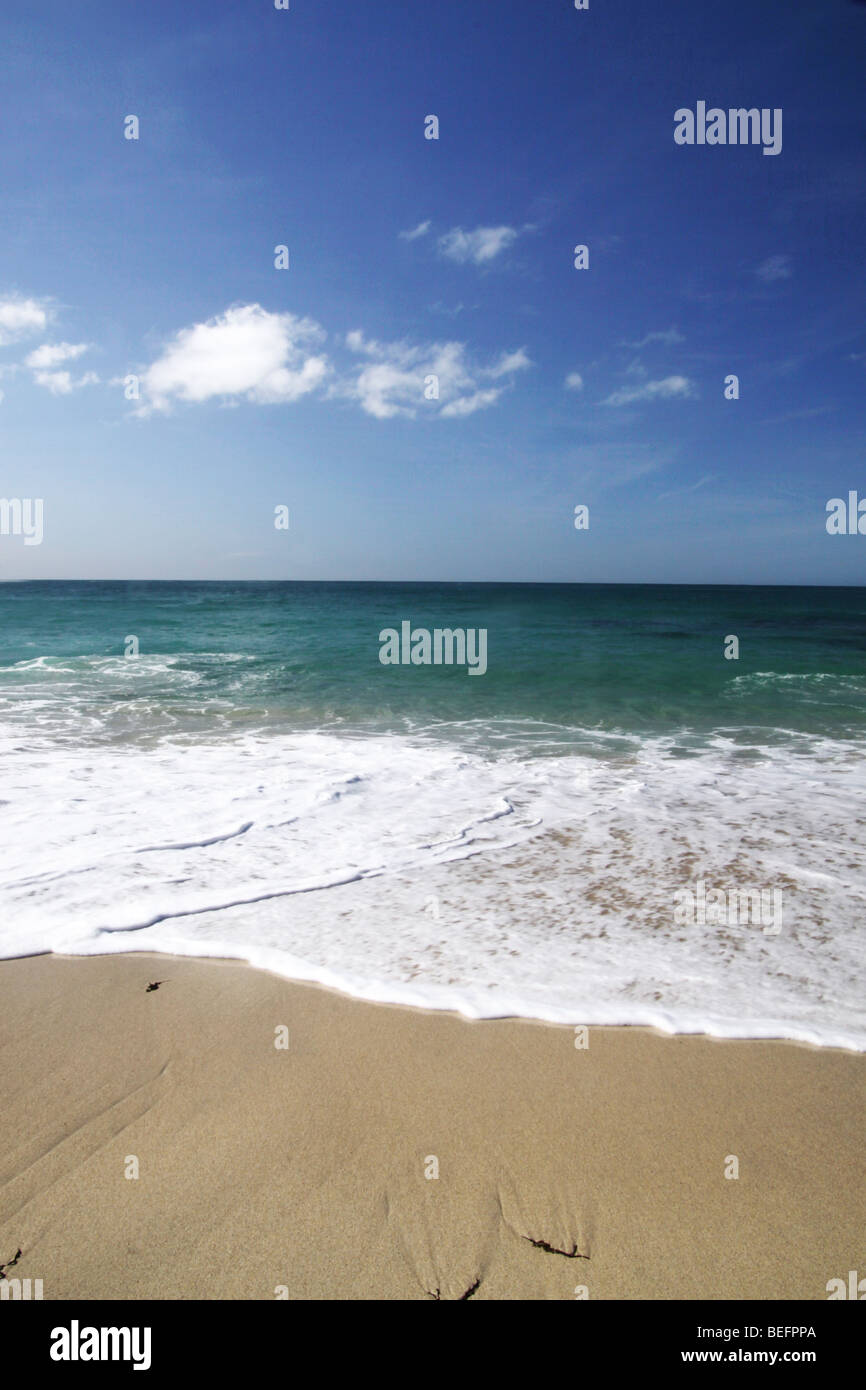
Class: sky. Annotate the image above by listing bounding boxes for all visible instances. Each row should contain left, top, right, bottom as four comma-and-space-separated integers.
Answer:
0, 0, 864, 584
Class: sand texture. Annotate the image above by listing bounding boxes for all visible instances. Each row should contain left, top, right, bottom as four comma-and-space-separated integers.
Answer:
0, 952, 862, 1300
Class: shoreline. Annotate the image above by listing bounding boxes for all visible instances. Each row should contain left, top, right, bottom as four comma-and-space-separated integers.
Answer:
3, 943, 861, 1053
1, 950, 863, 1300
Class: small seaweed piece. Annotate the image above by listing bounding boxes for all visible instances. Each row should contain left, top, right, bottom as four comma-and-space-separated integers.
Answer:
0, 1248, 22, 1280
525, 1236, 588, 1259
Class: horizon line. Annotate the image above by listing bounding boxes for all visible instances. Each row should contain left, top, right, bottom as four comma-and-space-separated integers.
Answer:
2, 578, 865, 590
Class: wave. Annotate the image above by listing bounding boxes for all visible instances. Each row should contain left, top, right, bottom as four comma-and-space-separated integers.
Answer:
0, 720, 864, 1049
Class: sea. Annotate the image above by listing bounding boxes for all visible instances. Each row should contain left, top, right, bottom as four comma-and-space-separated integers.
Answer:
1, 580, 864, 1048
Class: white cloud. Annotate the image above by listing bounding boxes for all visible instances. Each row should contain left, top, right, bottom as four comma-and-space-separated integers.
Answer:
344, 329, 399, 358
130, 304, 526, 422
601, 375, 695, 407
140, 303, 330, 411
348, 360, 426, 420
437, 225, 520, 265
440, 388, 501, 417
429, 301, 466, 317
565, 371, 584, 391
620, 328, 684, 350
25, 341, 98, 394
341, 330, 526, 419
32, 368, 100, 395
33, 371, 74, 395
0, 297, 49, 346
756, 255, 792, 283
25, 341, 89, 369
483, 347, 531, 378
399, 220, 431, 241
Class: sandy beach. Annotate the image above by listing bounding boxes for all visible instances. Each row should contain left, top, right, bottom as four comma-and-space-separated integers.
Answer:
0, 951, 862, 1301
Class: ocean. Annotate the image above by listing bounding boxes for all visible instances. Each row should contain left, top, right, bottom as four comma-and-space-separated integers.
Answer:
1, 580, 864, 1047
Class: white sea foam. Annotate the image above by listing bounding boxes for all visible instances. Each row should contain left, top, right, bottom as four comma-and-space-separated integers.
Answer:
1, 720, 864, 1048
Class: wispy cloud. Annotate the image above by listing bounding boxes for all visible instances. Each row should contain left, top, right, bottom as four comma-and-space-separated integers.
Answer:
758, 405, 834, 426
437, 225, 521, 265
620, 328, 684, 350
623, 358, 648, 378
486, 347, 531, 378
341, 331, 529, 419
756, 254, 792, 283
601, 375, 695, 407
657, 474, 716, 502
440, 388, 501, 418
564, 371, 584, 391
399, 219, 431, 242
428, 301, 468, 318
565, 442, 671, 492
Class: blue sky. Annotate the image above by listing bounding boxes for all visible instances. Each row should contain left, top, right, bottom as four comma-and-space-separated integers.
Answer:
0, 0, 864, 583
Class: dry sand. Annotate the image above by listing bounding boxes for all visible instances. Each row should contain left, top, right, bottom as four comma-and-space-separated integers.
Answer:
0, 952, 862, 1300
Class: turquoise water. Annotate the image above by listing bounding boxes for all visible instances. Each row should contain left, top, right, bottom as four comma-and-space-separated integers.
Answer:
1, 581, 865, 1046
2, 580, 866, 746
